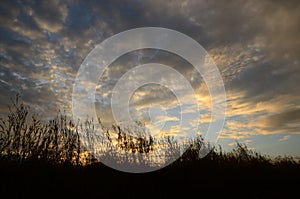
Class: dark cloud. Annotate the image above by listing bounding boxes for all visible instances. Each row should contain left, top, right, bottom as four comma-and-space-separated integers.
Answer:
0, 26, 32, 45
16, 10, 40, 31
228, 59, 300, 103
260, 109, 300, 133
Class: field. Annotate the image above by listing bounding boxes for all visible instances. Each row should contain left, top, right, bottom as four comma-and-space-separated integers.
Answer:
1, 98, 299, 198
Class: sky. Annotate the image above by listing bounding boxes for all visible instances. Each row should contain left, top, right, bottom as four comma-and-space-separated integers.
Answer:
0, 0, 300, 157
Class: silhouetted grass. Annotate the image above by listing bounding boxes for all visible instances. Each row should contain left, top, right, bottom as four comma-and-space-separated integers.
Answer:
0, 95, 81, 165
0, 96, 299, 198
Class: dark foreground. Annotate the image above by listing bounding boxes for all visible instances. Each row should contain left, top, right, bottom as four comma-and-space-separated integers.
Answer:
1, 156, 299, 198
1, 99, 299, 198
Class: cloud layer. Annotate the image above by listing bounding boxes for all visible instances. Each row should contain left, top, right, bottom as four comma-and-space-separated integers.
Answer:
0, 0, 299, 155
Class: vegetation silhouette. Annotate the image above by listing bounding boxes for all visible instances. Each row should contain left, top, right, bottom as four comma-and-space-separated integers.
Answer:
0, 96, 299, 197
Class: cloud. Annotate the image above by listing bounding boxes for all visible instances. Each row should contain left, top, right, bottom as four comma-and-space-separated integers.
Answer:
254, 109, 300, 134
220, 119, 254, 139
279, 135, 291, 142
0, 0, 299, 146
30, 0, 68, 32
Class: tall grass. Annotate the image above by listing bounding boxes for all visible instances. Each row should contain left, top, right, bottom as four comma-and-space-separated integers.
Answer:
1, 96, 299, 197
0, 96, 81, 165
0, 95, 298, 168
